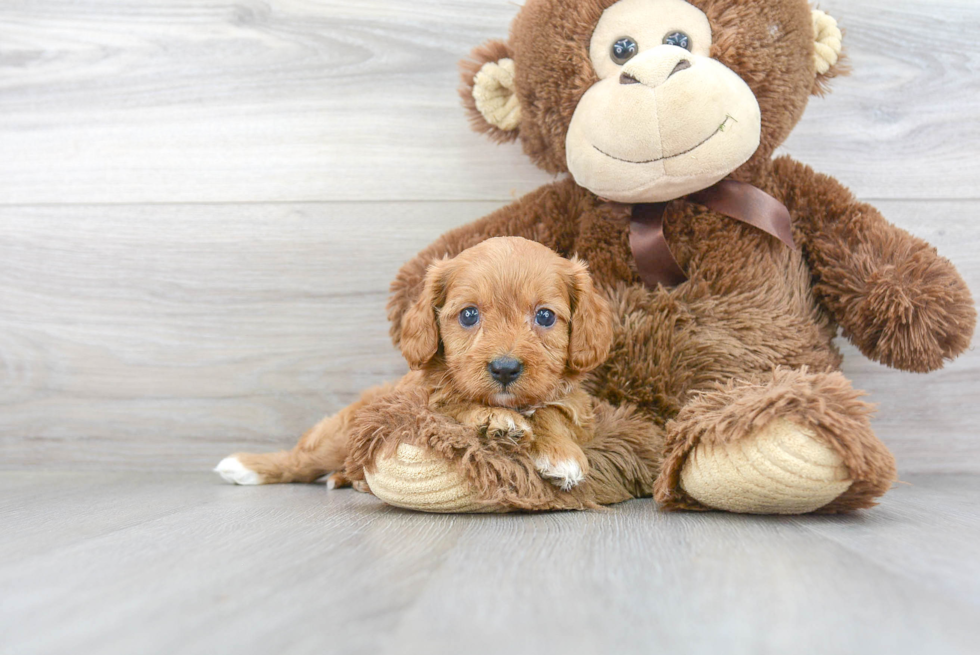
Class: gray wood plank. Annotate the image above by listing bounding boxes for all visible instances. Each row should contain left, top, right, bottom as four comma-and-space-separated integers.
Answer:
792, 476, 980, 607
1, 200, 978, 473
388, 482, 980, 655
0, 472, 978, 655
779, 0, 980, 200
0, 202, 494, 470
0, 473, 465, 655
0, 471, 218, 563
0, 0, 977, 204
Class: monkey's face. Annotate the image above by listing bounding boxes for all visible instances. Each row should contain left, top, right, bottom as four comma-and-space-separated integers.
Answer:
462, 0, 843, 202
565, 0, 761, 203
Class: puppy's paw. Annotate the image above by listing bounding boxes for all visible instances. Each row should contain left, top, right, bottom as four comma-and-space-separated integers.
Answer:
214, 456, 263, 485
326, 472, 372, 495
533, 444, 589, 491
325, 471, 351, 490
482, 409, 532, 442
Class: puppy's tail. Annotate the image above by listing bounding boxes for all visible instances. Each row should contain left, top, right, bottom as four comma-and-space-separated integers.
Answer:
214, 383, 398, 485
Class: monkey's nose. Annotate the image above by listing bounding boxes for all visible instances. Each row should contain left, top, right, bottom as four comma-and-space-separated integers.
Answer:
668, 59, 692, 78
620, 49, 693, 88
488, 357, 523, 386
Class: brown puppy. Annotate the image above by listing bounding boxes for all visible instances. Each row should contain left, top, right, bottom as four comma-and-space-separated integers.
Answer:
215, 237, 613, 491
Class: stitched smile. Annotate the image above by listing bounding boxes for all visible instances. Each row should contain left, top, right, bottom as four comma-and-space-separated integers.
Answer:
593, 115, 734, 164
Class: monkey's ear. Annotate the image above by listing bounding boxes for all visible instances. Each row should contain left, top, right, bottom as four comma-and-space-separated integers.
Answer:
564, 258, 614, 376
460, 40, 521, 142
400, 259, 451, 369
811, 10, 847, 96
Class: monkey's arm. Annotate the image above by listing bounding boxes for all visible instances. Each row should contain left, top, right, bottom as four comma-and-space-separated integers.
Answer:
773, 156, 975, 372
388, 179, 584, 347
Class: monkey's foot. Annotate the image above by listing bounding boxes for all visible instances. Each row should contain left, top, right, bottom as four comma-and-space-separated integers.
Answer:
655, 369, 897, 514
679, 418, 852, 514
364, 444, 493, 513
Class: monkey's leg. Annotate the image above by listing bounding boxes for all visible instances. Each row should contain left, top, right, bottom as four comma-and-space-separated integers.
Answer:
654, 368, 897, 514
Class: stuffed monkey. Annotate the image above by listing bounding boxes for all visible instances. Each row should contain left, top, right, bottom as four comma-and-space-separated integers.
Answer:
223, 0, 975, 515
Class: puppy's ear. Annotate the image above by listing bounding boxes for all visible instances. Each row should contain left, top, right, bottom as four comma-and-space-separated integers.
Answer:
400, 259, 451, 369
565, 257, 613, 375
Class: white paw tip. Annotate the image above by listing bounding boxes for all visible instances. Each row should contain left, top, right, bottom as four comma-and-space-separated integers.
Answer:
214, 456, 262, 485
535, 456, 586, 491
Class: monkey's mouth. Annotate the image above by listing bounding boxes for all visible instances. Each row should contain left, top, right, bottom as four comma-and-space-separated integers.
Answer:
593, 115, 734, 165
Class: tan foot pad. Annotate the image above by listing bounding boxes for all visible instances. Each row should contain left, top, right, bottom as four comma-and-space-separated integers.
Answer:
364, 444, 493, 513
679, 418, 852, 514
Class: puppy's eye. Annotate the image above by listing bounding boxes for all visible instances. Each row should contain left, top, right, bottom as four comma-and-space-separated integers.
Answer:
663, 31, 691, 51
611, 37, 638, 65
534, 308, 557, 328
459, 307, 480, 328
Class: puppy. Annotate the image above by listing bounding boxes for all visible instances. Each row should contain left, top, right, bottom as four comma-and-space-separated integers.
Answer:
215, 236, 613, 491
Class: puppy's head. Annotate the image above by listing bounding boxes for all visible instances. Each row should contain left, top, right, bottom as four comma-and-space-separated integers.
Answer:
400, 237, 613, 407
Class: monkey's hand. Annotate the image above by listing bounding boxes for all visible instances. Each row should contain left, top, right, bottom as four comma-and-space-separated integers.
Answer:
774, 156, 975, 372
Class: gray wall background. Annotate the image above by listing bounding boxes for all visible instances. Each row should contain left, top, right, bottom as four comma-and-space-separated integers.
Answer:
1, 0, 977, 473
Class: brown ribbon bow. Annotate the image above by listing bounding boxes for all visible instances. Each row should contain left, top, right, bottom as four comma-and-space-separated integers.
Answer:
629, 179, 798, 289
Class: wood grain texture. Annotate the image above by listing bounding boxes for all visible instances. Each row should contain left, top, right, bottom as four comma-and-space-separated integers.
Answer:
1, 200, 977, 473
0, 0, 978, 204
2, 4, 978, 652
0, 202, 494, 468
0, 472, 978, 655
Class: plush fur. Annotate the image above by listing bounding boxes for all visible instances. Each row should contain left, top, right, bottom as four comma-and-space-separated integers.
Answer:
224, 0, 973, 514
351, 0, 974, 513
655, 367, 895, 512
345, 389, 661, 511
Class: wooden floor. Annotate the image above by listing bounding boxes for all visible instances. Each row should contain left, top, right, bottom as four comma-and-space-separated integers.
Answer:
1, 472, 979, 655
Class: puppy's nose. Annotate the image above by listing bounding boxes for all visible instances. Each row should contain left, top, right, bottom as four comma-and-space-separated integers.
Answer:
488, 357, 523, 386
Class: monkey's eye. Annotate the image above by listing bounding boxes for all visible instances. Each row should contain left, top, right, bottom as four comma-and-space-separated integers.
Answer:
611, 37, 639, 65
459, 307, 480, 328
663, 31, 691, 50
534, 308, 557, 328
